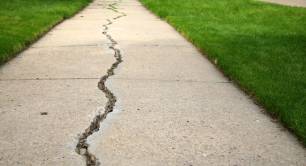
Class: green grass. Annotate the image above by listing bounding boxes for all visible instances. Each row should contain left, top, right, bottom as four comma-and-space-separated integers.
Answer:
139, 0, 306, 144
0, 0, 92, 64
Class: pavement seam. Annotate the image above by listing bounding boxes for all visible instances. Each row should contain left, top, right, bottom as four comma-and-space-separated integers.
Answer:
111, 77, 231, 83
0, 78, 100, 81
30, 44, 99, 49
75, 1, 126, 166
0, 78, 231, 84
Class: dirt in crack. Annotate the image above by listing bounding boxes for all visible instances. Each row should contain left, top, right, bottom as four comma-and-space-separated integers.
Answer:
75, 2, 126, 166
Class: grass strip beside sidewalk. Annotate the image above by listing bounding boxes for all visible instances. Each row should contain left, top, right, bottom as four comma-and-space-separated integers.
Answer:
0, 0, 92, 64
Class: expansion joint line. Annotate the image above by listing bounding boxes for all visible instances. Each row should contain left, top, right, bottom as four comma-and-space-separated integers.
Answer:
75, 1, 126, 166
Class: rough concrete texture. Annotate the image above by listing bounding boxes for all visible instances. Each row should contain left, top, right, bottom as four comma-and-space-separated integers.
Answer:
261, 0, 306, 7
0, 0, 305, 166
0, 1, 114, 165
88, 0, 306, 166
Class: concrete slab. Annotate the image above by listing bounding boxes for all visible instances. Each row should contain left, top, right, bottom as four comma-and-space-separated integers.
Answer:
0, 46, 113, 80
0, 79, 104, 165
112, 44, 227, 82
90, 79, 306, 166
261, 0, 306, 7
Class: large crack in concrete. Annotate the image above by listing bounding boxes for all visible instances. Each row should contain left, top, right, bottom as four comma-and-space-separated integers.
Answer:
75, 1, 126, 166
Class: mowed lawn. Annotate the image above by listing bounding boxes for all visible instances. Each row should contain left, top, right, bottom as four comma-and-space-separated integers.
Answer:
140, 0, 306, 144
0, 0, 92, 64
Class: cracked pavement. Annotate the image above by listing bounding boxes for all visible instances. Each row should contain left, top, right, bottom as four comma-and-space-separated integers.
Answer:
0, 0, 305, 165
76, 2, 125, 165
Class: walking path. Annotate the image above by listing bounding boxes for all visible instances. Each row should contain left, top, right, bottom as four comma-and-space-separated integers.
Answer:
262, 0, 306, 7
0, 0, 305, 165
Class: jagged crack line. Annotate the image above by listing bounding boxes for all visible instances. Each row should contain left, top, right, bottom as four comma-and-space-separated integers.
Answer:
75, 2, 126, 166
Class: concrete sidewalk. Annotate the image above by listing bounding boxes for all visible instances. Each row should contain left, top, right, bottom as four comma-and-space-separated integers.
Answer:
0, 0, 305, 165
262, 0, 306, 7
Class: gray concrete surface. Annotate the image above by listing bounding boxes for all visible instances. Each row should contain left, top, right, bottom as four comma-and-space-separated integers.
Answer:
89, 0, 306, 166
0, 1, 114, 165
261, 0, 306, 7
0, 0, 305, 165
